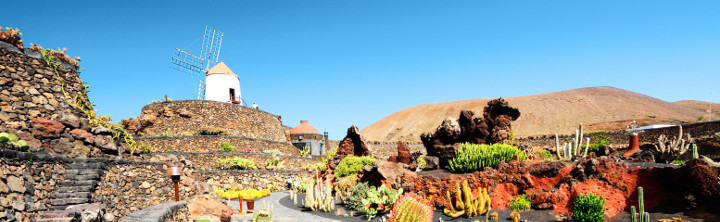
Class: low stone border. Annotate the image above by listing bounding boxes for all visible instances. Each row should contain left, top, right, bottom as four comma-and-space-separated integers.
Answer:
135, 135, 290, 145
0, 147, 164, 166
118, 201, 187, 222
198, 169, 317, 174
143, 151, 321, 160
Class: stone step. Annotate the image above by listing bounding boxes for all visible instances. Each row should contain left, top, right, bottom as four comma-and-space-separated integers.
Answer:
36, 218, 75, 222
49, 205, 69, 211
65, 169, 102, 175
50, 198, 90, 206
59, 180, 98, 186
64, 173, 100, 181
56, 192, 92, 199
68, 162, 105, 169
57, 185, 96, 193
39, 210, 75, 218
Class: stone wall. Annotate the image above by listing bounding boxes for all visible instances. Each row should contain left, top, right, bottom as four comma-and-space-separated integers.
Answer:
517, 120, 720, 149
200, 171, 316, 192
168, 153, 321, 171
366, 141, 426, 160
93, 162, 200, 218
136, 136, 300, 155
138, 100, 287, 142
0, 145, 65, 222
119, 201, 188, 222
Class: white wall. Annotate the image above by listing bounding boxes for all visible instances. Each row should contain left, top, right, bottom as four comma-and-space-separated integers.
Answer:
204, 74, 241, 103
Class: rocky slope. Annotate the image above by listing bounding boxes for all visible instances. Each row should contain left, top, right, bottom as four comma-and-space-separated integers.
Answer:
362, 87, 711, 142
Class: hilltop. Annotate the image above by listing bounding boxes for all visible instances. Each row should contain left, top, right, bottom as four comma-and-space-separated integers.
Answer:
361, 86, 716, 142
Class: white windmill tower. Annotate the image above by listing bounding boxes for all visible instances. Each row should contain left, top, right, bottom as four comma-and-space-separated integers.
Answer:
171, 26, 242, 104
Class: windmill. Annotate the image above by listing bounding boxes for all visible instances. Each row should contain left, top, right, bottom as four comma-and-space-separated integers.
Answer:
170, 26, 224, 100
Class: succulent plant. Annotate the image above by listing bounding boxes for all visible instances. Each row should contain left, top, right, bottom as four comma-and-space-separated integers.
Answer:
630, 187, 649, 222
252, 200, 273, 222
510, 211, 521, 222
448, 143, 526, 173
443, 180, 491, 218
303, 178, 334, 212
386, 193, 433, 222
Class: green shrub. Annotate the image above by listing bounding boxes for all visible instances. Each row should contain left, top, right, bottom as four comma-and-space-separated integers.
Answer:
198, 126, 231, 136
299, 146, 310, 157
671, 160, 685, 165
215, 157, 258, 170
0, 132, 29, 151
538, 149, 554, 159
572, 193, 606, 222
220, 142, 235, 152
581, 131, 609, 155
139, 142, 155, 153
335, 155, 376, 178
508, 194, 531, 212
416, 157, 427, 169
447, 143, 526, 173
335, 174, 358, 191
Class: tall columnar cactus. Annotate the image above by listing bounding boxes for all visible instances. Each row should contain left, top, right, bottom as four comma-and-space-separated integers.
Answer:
387, 193, 434, 222
555, 123, 591, 160
443, 180, 491, 218
303, 178, 335, 212
630, 187, 648, 222
692, 144, 699, 159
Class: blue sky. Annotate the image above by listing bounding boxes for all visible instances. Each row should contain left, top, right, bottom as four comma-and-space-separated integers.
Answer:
3, 1, 719, 139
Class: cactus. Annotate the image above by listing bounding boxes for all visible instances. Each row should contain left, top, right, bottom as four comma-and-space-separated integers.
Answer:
692, 144, 699, 159
654, 125, 692, 163
303, 178, 335, 212
556, 123, 592, 160
387, 193, 433, 222
489, 211, 498, 221
443, 180, 491, 218
252, 200, 273, 222
509, 211, 521, 222
630, 187, 649, 222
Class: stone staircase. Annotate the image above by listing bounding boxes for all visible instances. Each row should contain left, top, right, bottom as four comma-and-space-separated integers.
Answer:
37, 161, 106, 222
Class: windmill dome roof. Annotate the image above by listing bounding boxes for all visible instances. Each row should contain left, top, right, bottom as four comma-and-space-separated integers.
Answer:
290, 120, 320, 135
206, 62, 237, 78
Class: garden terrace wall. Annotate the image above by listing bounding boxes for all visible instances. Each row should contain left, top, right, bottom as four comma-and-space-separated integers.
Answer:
149, 153, 322, 171
93, 161, 200, 218
0, 146, 66, 221
119, 201, 189, 222
517, 120, 720, 149
367, 141, 425, 160
199, 171, 316, 192
0, 42, 84, 133
136, 135, 300, 155
139, 100, 287, 141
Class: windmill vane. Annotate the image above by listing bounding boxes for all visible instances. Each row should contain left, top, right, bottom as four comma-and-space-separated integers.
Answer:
170, 25, 224, 100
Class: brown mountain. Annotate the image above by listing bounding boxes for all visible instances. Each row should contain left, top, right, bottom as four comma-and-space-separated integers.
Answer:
673, 100, 720, 120
361, 87, 711, 142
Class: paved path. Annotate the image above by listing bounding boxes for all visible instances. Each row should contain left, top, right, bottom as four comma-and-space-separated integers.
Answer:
227, 191, 341, 222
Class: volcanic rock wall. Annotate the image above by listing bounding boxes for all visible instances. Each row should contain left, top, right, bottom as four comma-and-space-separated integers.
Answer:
135, 135, 299, 155
133, 100, 287, 142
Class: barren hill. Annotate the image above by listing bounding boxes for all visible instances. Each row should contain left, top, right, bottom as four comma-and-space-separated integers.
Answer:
361, 87, 709, 142
673, 100, 720, 120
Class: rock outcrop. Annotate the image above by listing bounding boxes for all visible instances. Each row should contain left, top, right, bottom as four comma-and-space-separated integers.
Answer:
421, 98, 520, 166
329, 125, 371, 170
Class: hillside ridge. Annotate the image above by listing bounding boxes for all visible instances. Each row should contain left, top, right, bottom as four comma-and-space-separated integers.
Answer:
361, 86, 714, 142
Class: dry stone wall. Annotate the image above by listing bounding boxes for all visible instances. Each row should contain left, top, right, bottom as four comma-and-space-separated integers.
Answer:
366, 141, 425, 160
171, 153, 321, 171
136, 136, 300, 155
518, 120, 720, 149
93, 162, 200, 218
201, 171, 316, 192
0, 145, 66, 222
137, 100, 287, 142
0, 42, 124, 156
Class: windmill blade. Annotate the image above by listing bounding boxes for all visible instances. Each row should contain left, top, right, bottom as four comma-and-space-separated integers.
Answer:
200, 25, 224, 69
171, 48, 205, 77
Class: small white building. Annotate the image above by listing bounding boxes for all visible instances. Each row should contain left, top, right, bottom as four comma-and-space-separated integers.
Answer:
204, 62, 241, 104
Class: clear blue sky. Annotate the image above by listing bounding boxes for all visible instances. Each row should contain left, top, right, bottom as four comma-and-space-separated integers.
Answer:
3, 1, 719, 140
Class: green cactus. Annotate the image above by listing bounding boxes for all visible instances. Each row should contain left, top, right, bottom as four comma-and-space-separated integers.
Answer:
448, 143, 526, 173
361, 184, 403, 214
303, 178, 335, 212
443, 180, 491, 218
692, 144, 699, 159
252, 200, 273, 222
387, 193, 433, 222
629, 187, 648, 222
